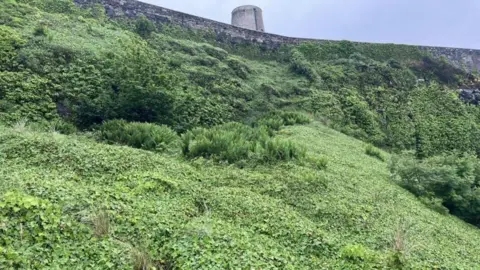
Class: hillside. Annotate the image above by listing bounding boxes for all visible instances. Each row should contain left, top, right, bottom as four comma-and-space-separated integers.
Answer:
2, 123, 480, 269
2, 0, 480, 269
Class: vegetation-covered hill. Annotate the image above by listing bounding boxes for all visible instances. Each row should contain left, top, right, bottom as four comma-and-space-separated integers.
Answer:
2, 0, 480, 269
2, 123, 480, 269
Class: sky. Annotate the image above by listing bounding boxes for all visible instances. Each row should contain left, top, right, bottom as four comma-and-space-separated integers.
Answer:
141, 0, 479, 49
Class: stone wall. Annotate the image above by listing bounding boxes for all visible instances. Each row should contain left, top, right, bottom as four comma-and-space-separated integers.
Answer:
74, 0, 480, 72
419, 46, 480, 71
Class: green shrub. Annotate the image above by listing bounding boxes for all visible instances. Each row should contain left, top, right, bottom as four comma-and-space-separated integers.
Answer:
201, 44, 228, 60
366, 144, 385, 161
0, 26, 26, 71
339, 243, 385, 268
289, 49, 319, 82
193, 56, 220, 67
390, 154, 480, 227
261, 83, 280, 97
227, 57, 251, 79
71, 43, 176, 128
340, 244, 376, 263
307, 156, 328, 170
181, 122, 305, 164
99, 120, 180, 154
309, 91, 345, 124
0, 72, 57, 122
171, 91, 233, 133
418, 196, 449, 215
33, 24, 48, 36
167, 58, 182, 68
135, 15, 156, 38
88, 4, 107, 22
51, 119, 77, 135
341, 92, 385, 145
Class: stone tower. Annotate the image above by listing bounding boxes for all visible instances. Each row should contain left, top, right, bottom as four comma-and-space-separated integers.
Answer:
231, 5, 265, 32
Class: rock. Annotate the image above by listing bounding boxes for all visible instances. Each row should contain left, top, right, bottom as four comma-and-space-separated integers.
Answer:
459, 89, 480, 105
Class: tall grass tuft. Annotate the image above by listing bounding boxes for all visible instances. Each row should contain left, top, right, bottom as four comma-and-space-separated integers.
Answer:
255, 111, 312, 134
132, 248, 152, 270
92, 210, 109, 238
182, 122, 305, 164
99, 120, 180, 154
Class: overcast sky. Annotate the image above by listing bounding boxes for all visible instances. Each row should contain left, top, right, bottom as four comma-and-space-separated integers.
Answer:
141, 0, 479, 49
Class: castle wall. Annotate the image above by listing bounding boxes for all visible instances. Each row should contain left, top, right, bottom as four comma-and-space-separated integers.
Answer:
74, 0, 480, 72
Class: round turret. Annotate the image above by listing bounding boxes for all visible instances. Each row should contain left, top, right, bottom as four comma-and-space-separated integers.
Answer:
231, 5, 265, 32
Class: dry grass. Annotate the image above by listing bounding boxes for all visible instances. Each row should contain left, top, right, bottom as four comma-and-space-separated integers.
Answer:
389, 219, 411, 267
132, 248, 151, 270
393, 225, 407, 254
92, 210, 109, 238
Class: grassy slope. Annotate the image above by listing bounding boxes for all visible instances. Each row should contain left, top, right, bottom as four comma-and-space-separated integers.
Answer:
2, 2, 480, 269
282, 124, 480, 266
2, 123, 480, 269
1, 0, 312, 126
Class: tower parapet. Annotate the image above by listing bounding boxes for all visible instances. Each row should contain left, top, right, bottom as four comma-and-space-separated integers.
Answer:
231, 5, 265, 32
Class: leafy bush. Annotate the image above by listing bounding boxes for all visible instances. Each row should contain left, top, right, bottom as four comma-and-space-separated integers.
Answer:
135, 15, 156, 38
340, 244, 378, 264
201, 44, 228, 60
307, 156, 328, 170
390, 154, 480, 227
309, 91, 345, 123
289, 49, 319, 82
193, 56, 219, 67
33, 23, 48, 36
171, 91, 233, 132
51, 119, 77, 135
0, 72, 57, 122
227, 57, 251, 79
366, 144, 385, 161
88, 4, 107, 22
99, 120, 180, 154
0, 25, 26, 71
67, 42, 176, 128
341, 91, 385, 145
181, 122, 305, 164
